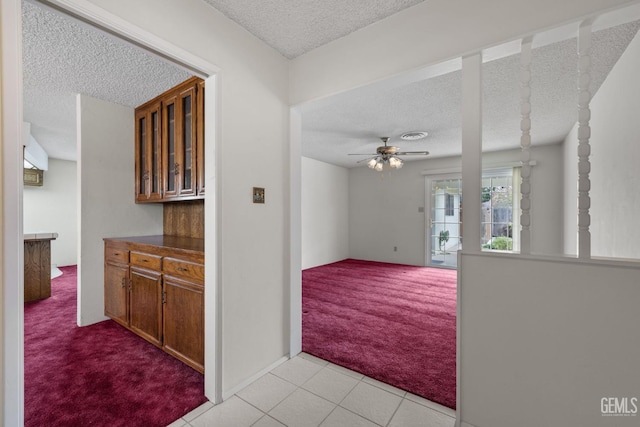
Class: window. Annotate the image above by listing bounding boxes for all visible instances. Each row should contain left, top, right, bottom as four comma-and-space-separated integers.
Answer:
445, 193, 454, 216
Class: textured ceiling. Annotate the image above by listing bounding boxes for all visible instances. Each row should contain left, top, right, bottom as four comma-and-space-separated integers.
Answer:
301, 21, 640, 168
201, 0, 425, 59
22, 1, 192, 161
22, 1, 640, 168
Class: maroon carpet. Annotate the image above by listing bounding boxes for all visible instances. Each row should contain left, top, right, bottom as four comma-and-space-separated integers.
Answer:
24, 265, 207, 427
302, 259, 457, 409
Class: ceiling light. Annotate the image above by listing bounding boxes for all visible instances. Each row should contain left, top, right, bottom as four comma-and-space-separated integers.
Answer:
400, 131, 428, 140
367, 158, 378, 169
388, 156, 403, 169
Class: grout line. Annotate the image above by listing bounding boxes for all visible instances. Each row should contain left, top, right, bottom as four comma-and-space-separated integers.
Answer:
361, 376, 407, 398
404, 394, 456, 418
335, 376, 361, 406
317, 405, 338, 427
249, 414, 273, 427
337, 403, 385, 426
235, 394, 269, 417
384, 397, 404, 427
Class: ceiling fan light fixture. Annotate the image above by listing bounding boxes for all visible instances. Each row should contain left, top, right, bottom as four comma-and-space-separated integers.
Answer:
367, 158, 378, 169
400, 131, 428, 141
374, 161, 384, 172
388, 156, 403, 169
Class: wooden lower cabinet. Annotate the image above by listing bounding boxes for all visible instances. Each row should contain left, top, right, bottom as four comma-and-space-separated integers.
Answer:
104, 236, 204, 373
163, 276, 204, 372
104, 262, 129, 327
130, 268, 163, 347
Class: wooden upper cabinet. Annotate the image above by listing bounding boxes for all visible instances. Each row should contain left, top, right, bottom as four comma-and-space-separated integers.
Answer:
135, 100, 162, 202
135, 76, 204, 203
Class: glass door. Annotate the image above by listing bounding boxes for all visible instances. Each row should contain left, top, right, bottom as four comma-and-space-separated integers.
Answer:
481, 170, 516, 251
426, 176, 462, 268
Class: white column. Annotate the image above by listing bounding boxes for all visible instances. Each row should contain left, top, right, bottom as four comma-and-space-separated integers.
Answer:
519, 37, 533, 254
461, 53, 482, 253
577, 21, 593, 259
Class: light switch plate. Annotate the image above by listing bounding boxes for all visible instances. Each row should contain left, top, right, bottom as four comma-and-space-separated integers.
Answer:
253, 187, 265, 204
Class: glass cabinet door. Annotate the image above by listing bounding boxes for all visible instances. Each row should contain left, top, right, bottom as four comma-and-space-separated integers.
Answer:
162, 95, 179, 199
178, 85, 197, 197
150, 107, 161, 200
135, 111, 147, 201
162, 82, 198, 200
135, 101, 162, 202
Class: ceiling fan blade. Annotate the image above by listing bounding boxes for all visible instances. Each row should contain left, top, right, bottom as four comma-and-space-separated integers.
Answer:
356, 157, 376, 163
348, 153, 377, 156
396, 151, 430, 155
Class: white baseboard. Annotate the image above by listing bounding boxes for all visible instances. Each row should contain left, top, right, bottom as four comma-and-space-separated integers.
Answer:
221, 355, 290, 400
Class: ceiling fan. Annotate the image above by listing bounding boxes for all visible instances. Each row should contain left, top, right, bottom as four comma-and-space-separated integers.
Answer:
349, 137, 429, 171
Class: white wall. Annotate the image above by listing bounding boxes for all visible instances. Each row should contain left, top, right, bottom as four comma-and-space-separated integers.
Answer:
81, 0, 290, 395
301, 157, 349, 269
349, 145, 564, 266
23, 159, 77, 267
459, 253, 640, 427
78, 94, 163, 326
563, 29, 640, 259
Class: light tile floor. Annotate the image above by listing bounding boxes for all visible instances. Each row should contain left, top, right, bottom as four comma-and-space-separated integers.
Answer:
167, 353, 456, 427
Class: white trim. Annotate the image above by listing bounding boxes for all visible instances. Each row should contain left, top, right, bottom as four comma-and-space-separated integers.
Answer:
2, 0, 25, 424
221, 355, 289, 400
463, 250, 640, 270
421, 160, 537, 176
289, 109, 302, 356
422, 167, 463, 176
205, 73, 223, 404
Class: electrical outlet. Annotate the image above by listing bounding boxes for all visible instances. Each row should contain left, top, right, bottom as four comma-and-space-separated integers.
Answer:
393, 246, 398, 252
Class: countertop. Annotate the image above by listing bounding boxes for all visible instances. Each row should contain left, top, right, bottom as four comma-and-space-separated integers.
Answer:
24, 232, 58, 241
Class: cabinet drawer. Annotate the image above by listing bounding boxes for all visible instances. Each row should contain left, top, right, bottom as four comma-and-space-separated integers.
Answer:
105, 243, 129, 264
164, 257, 204, 283
130, 251, 162, 270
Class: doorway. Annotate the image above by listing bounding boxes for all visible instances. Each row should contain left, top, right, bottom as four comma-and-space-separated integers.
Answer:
2, 1, 221, 423
426, 175, 462, 268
